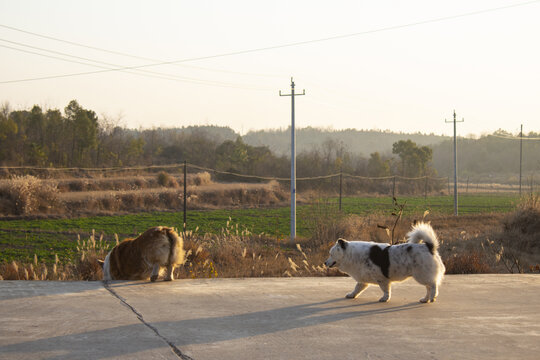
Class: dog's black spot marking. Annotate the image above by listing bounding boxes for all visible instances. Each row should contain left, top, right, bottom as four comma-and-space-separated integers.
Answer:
425, 242, 434, 255
338, 239, 347, 250
369, 245, 390, 278
406, 245, 412, 253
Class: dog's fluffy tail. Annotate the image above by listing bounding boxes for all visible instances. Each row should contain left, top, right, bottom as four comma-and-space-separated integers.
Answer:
164, 227, 186, 266
406, 222, 440, 253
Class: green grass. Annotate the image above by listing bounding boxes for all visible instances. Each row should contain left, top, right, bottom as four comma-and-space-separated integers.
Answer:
0, 194, 520, 264
334, 194, 519, 215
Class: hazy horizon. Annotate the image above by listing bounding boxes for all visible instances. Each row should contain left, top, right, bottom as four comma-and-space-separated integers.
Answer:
2, 0, 539, 137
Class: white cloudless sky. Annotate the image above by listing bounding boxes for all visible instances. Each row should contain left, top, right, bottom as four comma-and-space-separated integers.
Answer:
1, 0, 539, 136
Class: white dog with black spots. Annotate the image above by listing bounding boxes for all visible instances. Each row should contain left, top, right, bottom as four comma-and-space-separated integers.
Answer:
325, 222, 445, 303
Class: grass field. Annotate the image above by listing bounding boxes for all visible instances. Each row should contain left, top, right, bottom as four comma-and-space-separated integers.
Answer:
0, 194, 520, 264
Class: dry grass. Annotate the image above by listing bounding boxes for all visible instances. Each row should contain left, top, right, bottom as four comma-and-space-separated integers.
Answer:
175, 220, 335, 279
55, 182, 287, 215
157, 171, 179, 188
444, 251, 492, 274
0, 220, 336, 281
0, 173, 288, 216
2, 195, 539, 281
0, 175, 62, 215
0, 231, 112, 280
487, 193, 540, 273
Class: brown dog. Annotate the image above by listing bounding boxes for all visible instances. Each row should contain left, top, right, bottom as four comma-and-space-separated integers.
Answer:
101, 226, 185, 281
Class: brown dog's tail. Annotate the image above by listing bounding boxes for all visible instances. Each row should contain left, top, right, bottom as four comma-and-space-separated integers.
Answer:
164, 227, 186, 266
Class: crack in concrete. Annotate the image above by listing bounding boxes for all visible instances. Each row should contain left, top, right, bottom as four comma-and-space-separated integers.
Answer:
103, 280, 193, 360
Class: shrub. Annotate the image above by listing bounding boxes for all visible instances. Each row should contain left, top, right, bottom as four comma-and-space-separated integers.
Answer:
193, 172, 212, 186
5, 175, 61, 215
503, 194, 540, 235
443, 251, 492, 274
157, 171, 178, 188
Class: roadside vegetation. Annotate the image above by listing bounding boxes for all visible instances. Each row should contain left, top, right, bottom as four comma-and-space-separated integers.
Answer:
1, 194, 538, 280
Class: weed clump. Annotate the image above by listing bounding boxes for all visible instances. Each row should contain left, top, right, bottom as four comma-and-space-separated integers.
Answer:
444, 251, 492, 274
504, 194, 540, 236
3, 175, 61, 215
193, 171, 212, 186
157, 172, 179, 188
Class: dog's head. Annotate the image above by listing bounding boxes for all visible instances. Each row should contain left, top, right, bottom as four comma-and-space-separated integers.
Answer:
324, 238, 348, 268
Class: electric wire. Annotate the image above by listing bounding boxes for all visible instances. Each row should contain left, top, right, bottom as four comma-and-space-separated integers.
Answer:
0, 39, 273, 90
0, 23, 281, 78
0, 162, 448, 182
1, 0, 539, 84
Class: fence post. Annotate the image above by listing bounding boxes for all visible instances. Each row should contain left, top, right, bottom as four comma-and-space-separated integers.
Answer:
447, 177, 450, 196
424, 176, 428, 200
466, 176, 469, 194
183, 160, 187, 232
392, 176, 396, 199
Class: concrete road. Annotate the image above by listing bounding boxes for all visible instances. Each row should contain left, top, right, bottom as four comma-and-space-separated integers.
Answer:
1, 275, 539, 359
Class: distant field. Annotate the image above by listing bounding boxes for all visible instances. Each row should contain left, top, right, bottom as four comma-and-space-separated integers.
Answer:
0, 194, 520, 264
334, 194, 519, 215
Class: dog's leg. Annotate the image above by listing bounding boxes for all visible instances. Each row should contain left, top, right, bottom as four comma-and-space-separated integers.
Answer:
346, 282, 368, 299
420, 284, 438, 303
429, 284, 439, 302
377, 281, 391, 302
150, 264, 160, 282
164, 263, 175, 281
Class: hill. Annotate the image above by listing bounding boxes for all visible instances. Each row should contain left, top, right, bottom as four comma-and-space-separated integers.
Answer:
242, 127, 449, 156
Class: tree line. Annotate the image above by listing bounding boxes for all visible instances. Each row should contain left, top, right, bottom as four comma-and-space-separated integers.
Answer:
3, 100, 536, 183
0, 101, 437, 180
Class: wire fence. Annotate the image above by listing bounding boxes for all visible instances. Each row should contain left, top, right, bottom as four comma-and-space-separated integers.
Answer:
1, 162, 535, 196
0, 162, 532, 238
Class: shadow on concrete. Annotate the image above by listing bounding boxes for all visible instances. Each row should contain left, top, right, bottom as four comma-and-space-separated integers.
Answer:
166, 298, 422, 346
0, 298, 421, 359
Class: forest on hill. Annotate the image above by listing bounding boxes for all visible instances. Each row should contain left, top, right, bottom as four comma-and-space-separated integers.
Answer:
243, 127, 448, 157
1, 101, 538, 183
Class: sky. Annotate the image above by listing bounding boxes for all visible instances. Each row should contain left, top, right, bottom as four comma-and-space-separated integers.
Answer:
1, 0, 539, 137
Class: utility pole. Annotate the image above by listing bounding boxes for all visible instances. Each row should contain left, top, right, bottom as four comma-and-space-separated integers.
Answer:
519, 124, 523, 196
445, 110, 464, 216
280, 78, 305, 243
339, 168, 343, 211
183, 160, 187, 232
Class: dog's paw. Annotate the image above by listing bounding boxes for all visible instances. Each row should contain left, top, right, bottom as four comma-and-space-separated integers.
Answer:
419, 297, 434, 303
378, 296, 389, 303
150, 275, 158, 282
345, 293, 357, 299
164, 277, 173, 282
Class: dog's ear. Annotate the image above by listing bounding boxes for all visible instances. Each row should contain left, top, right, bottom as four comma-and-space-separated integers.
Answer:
97, 259, 105, 268
337, 238, 348, 250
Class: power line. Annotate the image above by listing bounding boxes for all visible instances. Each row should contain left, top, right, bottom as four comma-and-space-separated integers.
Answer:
0, 23, 281, 79
0, 41, 272, 90
2, 0, 539, 84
